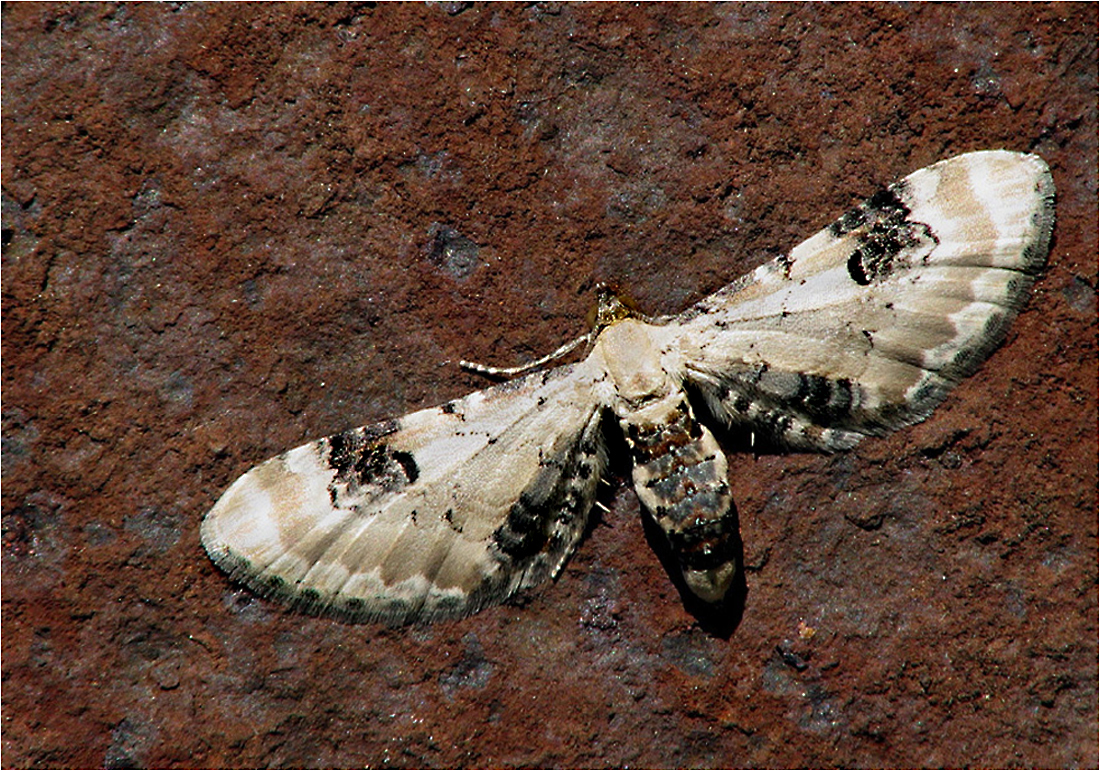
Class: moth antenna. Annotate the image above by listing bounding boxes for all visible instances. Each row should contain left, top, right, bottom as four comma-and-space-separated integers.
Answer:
462, 284, 642, 379
460, 329, 594, 378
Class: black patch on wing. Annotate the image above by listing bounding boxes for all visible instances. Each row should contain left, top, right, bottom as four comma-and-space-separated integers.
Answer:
326, 429, 362, 478
827, 180, 939, 286
847, 219, 937, 286
795, 374, 854, 423
326, 421, 400, 475
846, 250, 873, 286
323, 423, 418, 505
829, 185, 911, 238
392, 450, 419, 483
496, 489, 550, 558
490, 421, 603, 565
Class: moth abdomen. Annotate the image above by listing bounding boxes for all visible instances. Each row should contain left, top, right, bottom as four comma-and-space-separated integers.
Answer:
620, 391, 738, 603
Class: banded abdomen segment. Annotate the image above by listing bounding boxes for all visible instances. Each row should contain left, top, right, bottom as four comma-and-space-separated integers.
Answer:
619, 391, 738, 603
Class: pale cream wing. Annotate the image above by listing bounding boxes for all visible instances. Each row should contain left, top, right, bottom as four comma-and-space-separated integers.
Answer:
671, 151, 1054, 450
201, 357, 609, 624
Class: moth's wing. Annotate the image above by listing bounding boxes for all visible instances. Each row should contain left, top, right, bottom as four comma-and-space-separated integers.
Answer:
670, 150, 1054, 451
201, 358, 610, 624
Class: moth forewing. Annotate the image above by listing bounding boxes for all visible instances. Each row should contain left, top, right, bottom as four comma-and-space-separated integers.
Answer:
203, 359, 610, 624
673, 150, 1053, 451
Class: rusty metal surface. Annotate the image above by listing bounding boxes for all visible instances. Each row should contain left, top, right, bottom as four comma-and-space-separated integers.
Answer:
3, 4, 1096, 768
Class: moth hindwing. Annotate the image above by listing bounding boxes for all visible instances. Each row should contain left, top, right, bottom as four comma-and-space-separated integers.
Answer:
202, 150, 1054, 624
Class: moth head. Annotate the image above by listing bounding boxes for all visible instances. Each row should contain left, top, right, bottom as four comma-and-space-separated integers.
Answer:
681, 560, 737, 604
587, 283, 643, 330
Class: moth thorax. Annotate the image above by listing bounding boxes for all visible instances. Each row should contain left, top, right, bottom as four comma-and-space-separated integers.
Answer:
596, 318, 671, 403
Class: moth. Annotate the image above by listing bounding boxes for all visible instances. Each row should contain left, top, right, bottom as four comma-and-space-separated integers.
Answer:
202, 151, 1054, 624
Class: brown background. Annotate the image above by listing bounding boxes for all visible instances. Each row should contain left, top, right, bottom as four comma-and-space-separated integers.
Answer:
3, 3, 1096, 768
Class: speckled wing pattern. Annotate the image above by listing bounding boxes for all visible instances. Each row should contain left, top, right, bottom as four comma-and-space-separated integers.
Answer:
202, 360, 609, 623
202, 151, 1054, 624
672, 150, 1054, 452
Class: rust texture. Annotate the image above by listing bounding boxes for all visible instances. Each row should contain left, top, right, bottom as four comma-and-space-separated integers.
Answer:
3, 4, 1096, 768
